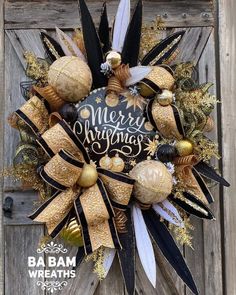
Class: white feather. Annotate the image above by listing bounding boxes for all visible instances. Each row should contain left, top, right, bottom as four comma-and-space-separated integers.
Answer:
132, 205, 156, 288
125, 66, 152, 86
103, 248, 116, 278
55, 27, 86, 61
153, 200, 184, 228
112, 0, 130, 52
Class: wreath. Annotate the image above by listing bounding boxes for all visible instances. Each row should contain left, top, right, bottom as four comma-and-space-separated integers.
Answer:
6, 0, 229, 294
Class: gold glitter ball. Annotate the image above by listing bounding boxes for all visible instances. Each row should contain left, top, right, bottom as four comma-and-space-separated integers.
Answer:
176, 139, 194, 156
80, 107, 91, 119
48, 56, 92, 103
106, 51, 122, 69
129, 160, 173, 204
111, 153, 125, 172
99, 154, 113, 170
77, 164, 98, 188
157, 89, 173, 106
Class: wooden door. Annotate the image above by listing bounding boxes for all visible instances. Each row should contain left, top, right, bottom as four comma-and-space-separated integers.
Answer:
0, 1, 235, 295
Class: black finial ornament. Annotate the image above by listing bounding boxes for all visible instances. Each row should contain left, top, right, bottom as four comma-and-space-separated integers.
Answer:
156, 144, 177, 163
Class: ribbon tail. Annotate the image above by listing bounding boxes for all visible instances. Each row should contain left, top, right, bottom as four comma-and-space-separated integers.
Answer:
29, 188, 79, 238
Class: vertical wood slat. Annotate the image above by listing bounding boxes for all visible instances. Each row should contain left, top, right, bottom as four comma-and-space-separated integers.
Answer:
218, 0, 236, 294
0, 0, 4, 293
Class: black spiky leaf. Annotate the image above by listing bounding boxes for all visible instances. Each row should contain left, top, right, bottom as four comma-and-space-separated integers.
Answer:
122, 0, 142, 66
194, 161, 230, 187
40, 32, 65, 62
98, 2, 110, 54
141, 31, 185, 66
117, 209, 135, 295
170, 192, 215, 220
78, 0, 107, 88
143, 209, 199, 295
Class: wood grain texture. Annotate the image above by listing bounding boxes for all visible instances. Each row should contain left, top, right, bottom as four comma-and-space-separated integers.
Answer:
4, 1, 214, 29
5, 225, 45, 295
218, 0, 236, 294
0, 0, 4, 293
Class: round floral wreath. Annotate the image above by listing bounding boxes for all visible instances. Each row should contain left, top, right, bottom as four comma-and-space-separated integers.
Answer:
6, 0, 230, 294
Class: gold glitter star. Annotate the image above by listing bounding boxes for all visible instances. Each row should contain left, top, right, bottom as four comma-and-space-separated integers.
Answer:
130, 159, 137, 167
144, 138, 158, 156
122, 91, 147, 111
95, 97, 102, 103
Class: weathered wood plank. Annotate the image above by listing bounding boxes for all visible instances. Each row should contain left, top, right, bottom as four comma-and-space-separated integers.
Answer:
5, 225, 45, 295
4, 1, 214, 29
0, 0, 4, 293
3, 191, 39, 225
218, 0, 236, 294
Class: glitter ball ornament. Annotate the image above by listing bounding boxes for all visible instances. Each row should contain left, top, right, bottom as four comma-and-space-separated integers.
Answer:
99, 154, 113, 170
111, 153, 125, 172
77, 164, 98, 188
176, 139, 194, 156
106, 51, 122, 69
129, 160, 173, 204
59, 103, 78, 123
157, 144, 177, 163
157, 90, 174, 106
48, 56, 92, 103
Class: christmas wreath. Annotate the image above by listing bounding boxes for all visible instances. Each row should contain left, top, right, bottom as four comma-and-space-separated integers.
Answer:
6, 0, 230, 294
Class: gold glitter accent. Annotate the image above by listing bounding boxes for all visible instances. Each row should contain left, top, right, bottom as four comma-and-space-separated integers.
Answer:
34, 188, 79, 235
43, 36, 61, 60
121, 90, 147, 111
59, 33, 77, 56
144, 138, 158, 156
85, 246, 106, 280
39, 123, 84, 161
152, 100, 183, 140
95, 97, 102, 104
16, 95, 49, 134
43, 152, 82, 188
99, 174, 133, 206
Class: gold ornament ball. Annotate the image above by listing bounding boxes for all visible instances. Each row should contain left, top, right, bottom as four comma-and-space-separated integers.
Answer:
48, 56, 92, 103
99, 154, 113, 170
106, 51, 122, 69
138, 83, 156, 97
157, 90, 174, 106
60, 218, 83, 247
176, 139, 194, 156
129, 160, 173, 204
77, 164, 98, 188
111, 153, 125, 172
80, 107, 91, 119
105, 92, 119, 107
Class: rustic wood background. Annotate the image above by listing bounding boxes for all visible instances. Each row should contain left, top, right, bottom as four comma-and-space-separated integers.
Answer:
0, 0, 235, 294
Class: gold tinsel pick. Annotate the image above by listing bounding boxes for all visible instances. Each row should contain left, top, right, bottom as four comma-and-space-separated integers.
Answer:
85, 246, 106, 280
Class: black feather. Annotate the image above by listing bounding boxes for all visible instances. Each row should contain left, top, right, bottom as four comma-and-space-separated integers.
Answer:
121, 0, 143, 67
141, 31, 185, 66
117, 209, 135, 295
98, 2, 110, 54
192, 169, 214, 203
78, 0, 107, 88
170, 192, 215, 220
40, 32, 65, 62
143, 209, 199, 295
194, 161, 230, 187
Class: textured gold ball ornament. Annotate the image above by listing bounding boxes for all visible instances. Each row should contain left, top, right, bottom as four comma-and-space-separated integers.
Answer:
80, 107, 91, 119
60, 218, 83, 247
129, 160, 173, 204
176, 139, 194, 156
99, 154, 113, 170
77, 164, 98, 188
111, 153, 125, 172
139, 66, 175, 97
157, 90, 174, 106
106, 51, 122, 69
48, 56, 92, 103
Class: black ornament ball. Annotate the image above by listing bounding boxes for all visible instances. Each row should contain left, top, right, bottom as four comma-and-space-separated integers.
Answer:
59, 103, 78, 123
156, 144, 177, 163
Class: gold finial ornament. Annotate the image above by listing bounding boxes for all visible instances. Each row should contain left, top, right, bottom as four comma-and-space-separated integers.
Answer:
48, 56, 92, 103
139, 66, 175, 97
106, 51, 122, 69
129, 160, 173, 204
176, 139, 194, 156
157, 89, 174, 106
111, 153, 125, 172
99, 154, 113, 170
60, 218, 83, 246
77, 164, 98, 188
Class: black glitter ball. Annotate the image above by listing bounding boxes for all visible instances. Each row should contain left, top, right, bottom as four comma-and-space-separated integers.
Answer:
156, 144, 177, 163
59, 103, 78, 123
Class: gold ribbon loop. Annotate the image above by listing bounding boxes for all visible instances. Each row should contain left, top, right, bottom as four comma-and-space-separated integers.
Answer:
151, 99, 183, 140
174, 155, 208, 204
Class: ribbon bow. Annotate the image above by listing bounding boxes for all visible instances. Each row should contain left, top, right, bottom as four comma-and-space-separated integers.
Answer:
174, 155, 213, 204
29, 120, 134, 254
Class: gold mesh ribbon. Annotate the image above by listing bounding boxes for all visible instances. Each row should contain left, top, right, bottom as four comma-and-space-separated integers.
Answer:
151, 99, 183, 140
107, 64, 131, 94
174, 155, 208, 204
